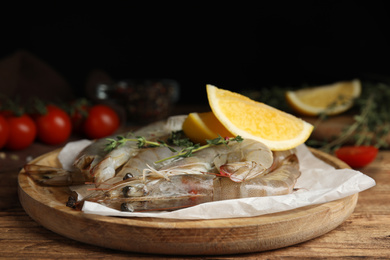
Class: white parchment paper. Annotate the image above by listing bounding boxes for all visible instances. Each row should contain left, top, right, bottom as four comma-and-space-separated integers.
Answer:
58, 140, 376, 220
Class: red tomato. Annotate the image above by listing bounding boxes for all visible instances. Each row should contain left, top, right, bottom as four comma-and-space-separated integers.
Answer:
34, 105, 72, 145
5, 114, 37, 150
69, 99, 90, 134
83, 104, 120, 139
0, 115, 10, 149
70, 110, 85, 134
335, 146, 378, 168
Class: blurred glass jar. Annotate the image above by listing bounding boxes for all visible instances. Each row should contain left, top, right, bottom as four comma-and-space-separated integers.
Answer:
94, 79, 179, 124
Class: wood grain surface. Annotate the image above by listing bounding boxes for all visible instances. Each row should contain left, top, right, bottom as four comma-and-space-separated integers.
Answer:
1, 137, 389, 258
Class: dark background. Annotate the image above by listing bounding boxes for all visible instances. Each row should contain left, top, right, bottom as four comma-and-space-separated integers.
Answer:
1, 2, 389, 104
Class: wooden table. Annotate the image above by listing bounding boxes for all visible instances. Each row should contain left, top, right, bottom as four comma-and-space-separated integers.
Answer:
1, 135, 390, 259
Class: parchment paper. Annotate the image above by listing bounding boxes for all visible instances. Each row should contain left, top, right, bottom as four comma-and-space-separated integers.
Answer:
58, 140, 376, 220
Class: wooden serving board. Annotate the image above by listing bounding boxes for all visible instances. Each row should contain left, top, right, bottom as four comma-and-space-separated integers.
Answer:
18, 148, 358, 255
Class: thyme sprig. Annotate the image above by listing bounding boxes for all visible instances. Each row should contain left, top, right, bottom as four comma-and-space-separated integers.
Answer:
154, 135, 244, 164
105, 131, 243, 163
104, 135, 176, 152
308, 81, 390, 152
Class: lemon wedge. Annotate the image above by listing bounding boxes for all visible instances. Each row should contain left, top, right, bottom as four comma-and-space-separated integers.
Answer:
285, 79, 361, 116
182, 111, 234, 145
206, 84, 313, 151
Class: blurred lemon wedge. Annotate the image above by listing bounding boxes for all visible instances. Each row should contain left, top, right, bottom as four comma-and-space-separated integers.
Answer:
182, 111, 233, 145
204, 84, 313, 151
285, 79, 361, 116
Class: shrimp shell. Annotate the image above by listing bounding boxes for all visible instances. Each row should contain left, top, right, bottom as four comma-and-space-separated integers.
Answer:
143, 139, 274, 182
213, 154, 300, 200
23, 164, 88, 186
23, 116, 186, 187
115, 146, 179, 180
84, 116, 186, 184
73, 138, 109, 178
214, 138, 273, 182
76, 175, 215, 211
73, 153, 300, 212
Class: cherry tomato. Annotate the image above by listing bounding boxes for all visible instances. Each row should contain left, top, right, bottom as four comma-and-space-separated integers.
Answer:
83, 104, 120, 139
34, 105, 72, 145
0, 115, 10, 149
5, 114, 37, 150
69, 99, 90, 134
335, 146, 378, 168
70, 110, 86, 134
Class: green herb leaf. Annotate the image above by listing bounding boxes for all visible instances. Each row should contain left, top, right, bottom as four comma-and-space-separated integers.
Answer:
104, 131, 244, 164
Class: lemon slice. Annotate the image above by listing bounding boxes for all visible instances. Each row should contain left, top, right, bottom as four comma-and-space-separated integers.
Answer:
182, 111, 233, 145
285, 79, 361, 116
206, 84, 313, 151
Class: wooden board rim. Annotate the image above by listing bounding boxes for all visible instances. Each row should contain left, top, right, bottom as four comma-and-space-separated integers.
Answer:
18, 147, 358, 255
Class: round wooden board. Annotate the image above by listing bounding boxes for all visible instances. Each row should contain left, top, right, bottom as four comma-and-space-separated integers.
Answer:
18, 148, 358, 255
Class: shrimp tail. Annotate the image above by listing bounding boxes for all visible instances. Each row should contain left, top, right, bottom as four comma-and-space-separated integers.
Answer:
23, 164, 87, 186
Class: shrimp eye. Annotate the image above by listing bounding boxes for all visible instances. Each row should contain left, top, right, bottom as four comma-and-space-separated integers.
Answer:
122, 186, 132, 197
66, 194, 78, 208
123, 173, 134, 180
122, 184, 147, 197
121, 203, 134, 212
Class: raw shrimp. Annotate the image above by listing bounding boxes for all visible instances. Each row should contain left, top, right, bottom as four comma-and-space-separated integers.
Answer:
71, 153, 300, 212
142, 138, 274, 182
73, 137, 109, 179
214, 138, 274, 182
115, 146, 179, 180
23, 165, 88, 186
90, 116, 186, 184
24, 116, 186, 186
213, 154, 300, 200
